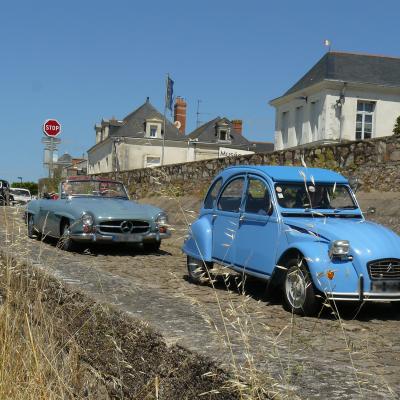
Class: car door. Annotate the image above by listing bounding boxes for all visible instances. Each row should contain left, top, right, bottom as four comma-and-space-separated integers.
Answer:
212, 176, 245, 265
234, 175, 279, 277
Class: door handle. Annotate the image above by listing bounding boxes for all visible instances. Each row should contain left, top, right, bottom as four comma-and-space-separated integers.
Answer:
239, 215, 245, 225
212, 214, 217, 223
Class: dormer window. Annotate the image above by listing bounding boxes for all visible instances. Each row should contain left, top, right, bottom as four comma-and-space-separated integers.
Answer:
149, 125, 158, 138
219, 130, 228, 141
215, 120, 231, 143
145, 118, 162, 138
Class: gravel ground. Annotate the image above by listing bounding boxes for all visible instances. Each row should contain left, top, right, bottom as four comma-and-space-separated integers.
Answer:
1, 191, 400, 399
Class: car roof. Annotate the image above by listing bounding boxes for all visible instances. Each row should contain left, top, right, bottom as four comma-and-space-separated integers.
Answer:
222, 165, 348, 183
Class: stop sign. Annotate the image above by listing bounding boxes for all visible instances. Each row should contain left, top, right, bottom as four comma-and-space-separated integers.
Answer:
43, 119, 61, 137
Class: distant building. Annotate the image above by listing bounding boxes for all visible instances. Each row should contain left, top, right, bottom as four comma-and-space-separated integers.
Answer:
88, 98, 273, 174
55, 153, 87, 178
270, 52, 400, 150
186, 117, 273, 161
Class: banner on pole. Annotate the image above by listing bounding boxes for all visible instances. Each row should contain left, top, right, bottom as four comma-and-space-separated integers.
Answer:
165, 76, 174, 111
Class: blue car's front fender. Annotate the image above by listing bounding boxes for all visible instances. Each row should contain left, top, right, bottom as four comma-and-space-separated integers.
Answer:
182, 217, 213, 262
278, 241, 360, 294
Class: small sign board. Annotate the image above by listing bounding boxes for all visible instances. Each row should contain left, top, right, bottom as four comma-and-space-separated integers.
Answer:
43, 119, 61, 137
218, 147, 254, 158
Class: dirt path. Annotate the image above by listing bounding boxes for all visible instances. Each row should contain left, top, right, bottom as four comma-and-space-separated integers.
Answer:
1, 193, 400, 399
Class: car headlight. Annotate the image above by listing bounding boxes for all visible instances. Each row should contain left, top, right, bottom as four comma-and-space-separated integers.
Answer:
82, 212, 94, 227
328, 240, 350, 259
155, 212, 168, 226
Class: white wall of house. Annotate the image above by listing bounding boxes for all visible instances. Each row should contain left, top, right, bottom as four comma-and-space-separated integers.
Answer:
272, 82, 400, 150
87, 137, 248, 174
88, 139, 113, 174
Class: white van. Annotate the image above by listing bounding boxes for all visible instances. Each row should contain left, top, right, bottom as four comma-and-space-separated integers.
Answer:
10, 188, 32, 205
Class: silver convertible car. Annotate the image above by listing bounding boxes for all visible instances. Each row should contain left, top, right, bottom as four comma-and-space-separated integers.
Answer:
26, 176, 170, 251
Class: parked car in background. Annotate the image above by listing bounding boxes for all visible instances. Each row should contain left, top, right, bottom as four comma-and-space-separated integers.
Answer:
26, 176, 170, 252
183, 165, 400, 316
0, 179, 10, 206
10, 187, 32, 205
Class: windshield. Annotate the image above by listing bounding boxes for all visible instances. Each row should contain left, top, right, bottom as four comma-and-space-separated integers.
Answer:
275, 183, 357, 210
62, 180, 128, 198
11, 189, 30, 197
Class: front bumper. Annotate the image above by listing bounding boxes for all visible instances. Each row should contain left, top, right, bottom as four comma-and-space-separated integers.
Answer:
70, 230, 171, 244
326, 275, 400, 302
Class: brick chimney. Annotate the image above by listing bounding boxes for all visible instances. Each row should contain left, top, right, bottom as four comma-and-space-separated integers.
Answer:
174, 97, 187, 134
231, 119, 243, 135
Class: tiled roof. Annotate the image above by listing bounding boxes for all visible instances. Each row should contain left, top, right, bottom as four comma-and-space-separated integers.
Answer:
109, 99, 184, 141
283, 52, 400, 96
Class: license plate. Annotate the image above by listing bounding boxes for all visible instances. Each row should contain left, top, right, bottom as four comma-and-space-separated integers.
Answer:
371, 281, 400, 293
112, 234, 141, 242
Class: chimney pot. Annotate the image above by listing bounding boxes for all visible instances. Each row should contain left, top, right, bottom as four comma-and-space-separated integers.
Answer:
174, 97, 187, 134
231, 119, 243, 135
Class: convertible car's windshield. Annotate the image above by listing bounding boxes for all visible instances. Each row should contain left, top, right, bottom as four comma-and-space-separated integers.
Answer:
62, 180, 128, 198
275, 183, 356, 209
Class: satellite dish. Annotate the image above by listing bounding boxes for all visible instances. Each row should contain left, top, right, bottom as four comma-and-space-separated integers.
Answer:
174, 120, 182, 129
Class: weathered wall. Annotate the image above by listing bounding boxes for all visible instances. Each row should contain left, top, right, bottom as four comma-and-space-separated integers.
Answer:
99, 135, 400, 198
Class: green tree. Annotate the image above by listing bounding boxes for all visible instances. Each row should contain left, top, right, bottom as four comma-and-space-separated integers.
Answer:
11, 181, 39, 196
393, 115, 400, 136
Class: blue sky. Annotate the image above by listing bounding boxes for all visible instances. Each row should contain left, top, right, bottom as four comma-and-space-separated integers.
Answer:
1, 0, 400, 183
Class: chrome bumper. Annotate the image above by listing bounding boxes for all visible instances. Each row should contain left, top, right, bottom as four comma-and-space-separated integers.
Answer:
326, 274, 400, 302
70, 230, 171, 243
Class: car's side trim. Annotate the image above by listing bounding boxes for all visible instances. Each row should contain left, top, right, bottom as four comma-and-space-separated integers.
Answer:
213, 257, 271, 280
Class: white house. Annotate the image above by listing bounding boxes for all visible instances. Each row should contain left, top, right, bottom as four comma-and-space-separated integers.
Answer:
88, 98, 273, 174
270, 52, 400, 150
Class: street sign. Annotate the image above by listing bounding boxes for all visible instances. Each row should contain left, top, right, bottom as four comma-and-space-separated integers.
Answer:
43, 119, 61, 137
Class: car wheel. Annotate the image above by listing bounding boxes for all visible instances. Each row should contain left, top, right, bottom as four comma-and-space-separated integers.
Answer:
143, 240, 161, 252
59, 220, 77, 252
283, 258, 320, 316
187, 256, 212, 284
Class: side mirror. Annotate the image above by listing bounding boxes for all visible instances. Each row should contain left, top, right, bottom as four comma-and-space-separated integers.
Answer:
348, 177, 359, 193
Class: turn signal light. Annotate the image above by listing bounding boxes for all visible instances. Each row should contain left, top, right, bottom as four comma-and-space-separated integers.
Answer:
327, 270, 335, 280
159, 226, 167, 234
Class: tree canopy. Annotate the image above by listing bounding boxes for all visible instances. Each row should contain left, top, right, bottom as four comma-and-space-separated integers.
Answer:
11, 181, 38, 196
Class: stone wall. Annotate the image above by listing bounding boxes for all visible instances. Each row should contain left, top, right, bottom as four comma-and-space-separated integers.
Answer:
100, 135, 400, 198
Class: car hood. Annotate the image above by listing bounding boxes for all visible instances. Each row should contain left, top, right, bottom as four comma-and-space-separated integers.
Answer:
68, 197, 163, 221
284, 216, 400, 259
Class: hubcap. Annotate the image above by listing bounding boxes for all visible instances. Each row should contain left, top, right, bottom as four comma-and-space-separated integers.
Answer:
188, 258, 200, 276
285, 268, 307, 309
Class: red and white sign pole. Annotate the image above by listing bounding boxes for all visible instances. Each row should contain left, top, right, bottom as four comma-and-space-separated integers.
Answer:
42, 119, 62, 178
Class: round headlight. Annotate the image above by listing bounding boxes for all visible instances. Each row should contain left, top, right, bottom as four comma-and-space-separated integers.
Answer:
156, 212, 168, 226
82, 213, 94, 226
328, 240, 350, 259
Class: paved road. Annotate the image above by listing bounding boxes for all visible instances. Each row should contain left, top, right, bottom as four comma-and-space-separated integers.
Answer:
1, 199, 400, 400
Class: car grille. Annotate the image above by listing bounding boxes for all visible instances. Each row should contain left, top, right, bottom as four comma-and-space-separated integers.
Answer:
368, 259, 400, 280
99, 220, 150, 234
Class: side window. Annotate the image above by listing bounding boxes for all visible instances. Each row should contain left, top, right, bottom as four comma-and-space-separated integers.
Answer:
218, 177, 245, 212
204, 178, 222, 209
245, 178, 271, 215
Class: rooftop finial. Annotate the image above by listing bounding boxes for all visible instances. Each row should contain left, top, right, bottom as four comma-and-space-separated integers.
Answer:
146, 96, 150, 103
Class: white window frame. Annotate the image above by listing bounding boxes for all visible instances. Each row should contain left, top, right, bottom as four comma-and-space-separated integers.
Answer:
144, 155, 161, 168
149, 124, 158, 138
356, 101, 375, 140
